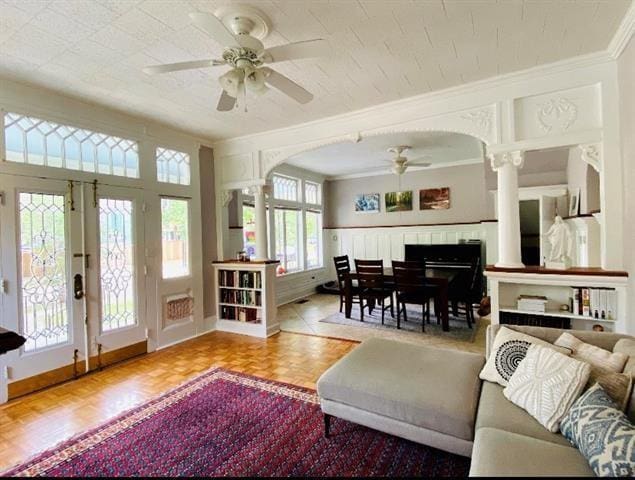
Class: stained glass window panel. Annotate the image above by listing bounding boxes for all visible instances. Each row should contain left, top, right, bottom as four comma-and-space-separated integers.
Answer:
156, 147, 190, 185
99, 198, 136, 332
19, 192, 69, 352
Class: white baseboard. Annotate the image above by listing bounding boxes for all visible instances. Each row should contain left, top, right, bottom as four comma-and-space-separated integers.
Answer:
156, 318, 217, 351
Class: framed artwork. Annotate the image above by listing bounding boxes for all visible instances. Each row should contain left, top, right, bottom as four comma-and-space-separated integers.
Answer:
569, 188, 580, 216
385, 191, 413, 212
420, 187, 450, 210
354, 193, 380, 213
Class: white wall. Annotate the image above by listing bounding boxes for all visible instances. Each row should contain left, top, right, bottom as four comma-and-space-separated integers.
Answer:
326, 162, 490, 228
618, 34, 635, 331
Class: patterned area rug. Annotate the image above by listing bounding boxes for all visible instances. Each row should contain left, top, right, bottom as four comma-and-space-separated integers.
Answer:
2, 368, 470, 477
320, 305, 478, 342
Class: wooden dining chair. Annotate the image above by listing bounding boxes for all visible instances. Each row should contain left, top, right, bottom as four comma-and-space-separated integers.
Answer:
333, 255, 360, 313
447, 257, 481, 328
392, 260, 437, 331
354, 259, 394, 324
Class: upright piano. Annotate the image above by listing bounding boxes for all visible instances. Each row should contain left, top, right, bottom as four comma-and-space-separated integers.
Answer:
404, 241, 484, 300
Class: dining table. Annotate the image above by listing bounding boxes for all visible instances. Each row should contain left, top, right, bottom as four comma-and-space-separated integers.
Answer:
343, 267, 460, 332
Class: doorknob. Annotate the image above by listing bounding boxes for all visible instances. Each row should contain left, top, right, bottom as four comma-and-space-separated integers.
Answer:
74, 274, 84, 300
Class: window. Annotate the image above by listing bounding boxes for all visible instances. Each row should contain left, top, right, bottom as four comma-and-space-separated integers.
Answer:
242, 204, 256, 259
305, 210, 322, 269
161, 198, 190, 278
275, 208, 300, 274
4, 112, 139, 178
156, 147, 190, 185
273, 174, 299, 201
305, 181, 321, 205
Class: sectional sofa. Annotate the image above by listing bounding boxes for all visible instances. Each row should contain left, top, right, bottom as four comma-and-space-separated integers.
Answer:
317, 324, 635, 477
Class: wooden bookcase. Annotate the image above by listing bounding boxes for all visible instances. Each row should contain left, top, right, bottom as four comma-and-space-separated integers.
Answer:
213, 260, 279, 338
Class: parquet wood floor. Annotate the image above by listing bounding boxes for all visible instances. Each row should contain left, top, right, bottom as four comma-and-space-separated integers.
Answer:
0, 331, 358, 471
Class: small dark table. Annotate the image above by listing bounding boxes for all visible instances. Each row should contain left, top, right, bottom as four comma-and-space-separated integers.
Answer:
0, 327, 26, 355
344, 267, 458, 331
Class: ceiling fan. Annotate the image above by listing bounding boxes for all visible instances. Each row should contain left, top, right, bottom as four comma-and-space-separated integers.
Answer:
383, 146, 432, 175
142, 5, 329, 112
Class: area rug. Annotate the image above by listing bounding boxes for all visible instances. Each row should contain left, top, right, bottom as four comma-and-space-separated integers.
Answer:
320, 305, 478, 342
2, 368, 470, 477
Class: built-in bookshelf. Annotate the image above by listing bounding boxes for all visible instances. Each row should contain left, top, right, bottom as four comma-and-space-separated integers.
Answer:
486, 266, 629, 333
213, 261, 279, 338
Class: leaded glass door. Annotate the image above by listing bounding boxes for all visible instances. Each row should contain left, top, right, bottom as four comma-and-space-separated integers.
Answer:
0, 175, 88, 384
84, 184, 146, 354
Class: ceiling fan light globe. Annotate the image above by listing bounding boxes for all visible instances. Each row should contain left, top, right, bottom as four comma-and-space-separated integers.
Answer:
218, 70, 242, 97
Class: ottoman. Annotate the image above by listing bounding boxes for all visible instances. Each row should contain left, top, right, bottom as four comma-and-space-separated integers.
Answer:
317, 337, 485, 457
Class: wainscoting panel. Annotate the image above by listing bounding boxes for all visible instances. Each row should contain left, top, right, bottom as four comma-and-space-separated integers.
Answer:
325, 223, 495, 279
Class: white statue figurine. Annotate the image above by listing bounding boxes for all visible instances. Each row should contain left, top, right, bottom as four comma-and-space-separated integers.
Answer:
545, 215, 573, 268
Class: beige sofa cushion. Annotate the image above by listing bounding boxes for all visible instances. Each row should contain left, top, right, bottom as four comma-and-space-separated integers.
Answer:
475, 381, 571, 446
317, 337, 484, 441
469, 427, 594, 477
614, 339, 635, 421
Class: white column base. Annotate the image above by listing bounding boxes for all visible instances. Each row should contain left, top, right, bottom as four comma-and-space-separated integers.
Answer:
494, 261, 525, 268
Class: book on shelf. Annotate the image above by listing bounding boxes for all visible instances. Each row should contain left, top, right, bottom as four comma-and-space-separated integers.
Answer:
220, 305, 260, 323
219, 288, 262, 306
517, 295, 547, 313
569, 287, 617, 320
218, 270, 262, 289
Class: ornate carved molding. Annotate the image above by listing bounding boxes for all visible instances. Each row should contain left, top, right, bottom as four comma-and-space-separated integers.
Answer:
220, 190, 234, 207
461, 108, 493, 136
247, 184, 272, 197
578, 143, 601, 172
488, 150, 524, 171
536, 97, 578, 133
261, 132, 362, 176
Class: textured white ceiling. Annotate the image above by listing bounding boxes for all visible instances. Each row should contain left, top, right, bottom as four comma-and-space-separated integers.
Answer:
0, 0, 630, 141
287, 131, 483, 177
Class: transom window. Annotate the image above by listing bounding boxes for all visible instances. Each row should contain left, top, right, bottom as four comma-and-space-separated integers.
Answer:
305, 181, 321, 205
273, 174, 299, 202
4, 112, 139, 178
156, 147, 190, 185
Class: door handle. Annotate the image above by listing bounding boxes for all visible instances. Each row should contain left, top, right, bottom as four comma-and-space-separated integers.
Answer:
74, 273, 84, 300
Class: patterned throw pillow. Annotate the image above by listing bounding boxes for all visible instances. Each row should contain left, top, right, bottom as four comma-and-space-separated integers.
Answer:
561, 383, 635, 477
480, 326, 570, 387
504, 344, 591, 432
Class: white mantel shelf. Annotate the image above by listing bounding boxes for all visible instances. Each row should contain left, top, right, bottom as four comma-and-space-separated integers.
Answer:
485, 265, 630, 334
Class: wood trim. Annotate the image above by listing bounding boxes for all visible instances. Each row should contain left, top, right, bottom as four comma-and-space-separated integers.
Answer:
8, 341, 148, 400
8, 363, 87, 400
88, 341, 147, 371
323, 219, 497, 229
485, 265, 628, 277
229, 225, 243, 229
213, 259, 280, 265
562, 213, 596, 220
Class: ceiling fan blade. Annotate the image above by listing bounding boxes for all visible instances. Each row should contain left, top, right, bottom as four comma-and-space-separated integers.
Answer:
143, 59, 223, 74
189, 12, 240, 48
262, 67, 313, 104
217, 90, 236, 112
262, 39, 330, 63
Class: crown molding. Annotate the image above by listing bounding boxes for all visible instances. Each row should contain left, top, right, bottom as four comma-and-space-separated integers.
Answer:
608, 1, 635, 59
212, 49, 613, 152
326, 157, 483, 181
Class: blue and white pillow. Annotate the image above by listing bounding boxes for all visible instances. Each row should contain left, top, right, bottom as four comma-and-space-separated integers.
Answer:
561, 383, 635, 477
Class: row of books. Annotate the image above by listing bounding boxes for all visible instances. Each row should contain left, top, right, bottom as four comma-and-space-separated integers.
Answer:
571, 288, 617, 320
218, 270, 262, 289
220, 288, 262, 306
220, 305, 261, 323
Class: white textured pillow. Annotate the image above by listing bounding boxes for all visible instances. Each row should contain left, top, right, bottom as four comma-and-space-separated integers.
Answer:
480, 326, 570, 387
504, 344, 591, 432
555, 332, 628, 373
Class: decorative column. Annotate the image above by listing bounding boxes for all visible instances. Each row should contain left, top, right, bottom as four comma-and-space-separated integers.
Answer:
253, 184, 271, 260
489, 150, 524, 268
219, 190, 234, 259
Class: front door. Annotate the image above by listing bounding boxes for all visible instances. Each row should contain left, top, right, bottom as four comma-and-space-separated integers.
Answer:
0, 175, 147, 398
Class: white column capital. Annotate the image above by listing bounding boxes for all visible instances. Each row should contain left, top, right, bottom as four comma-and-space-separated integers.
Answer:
220, 190, 234, 207
578, 143, 601, 173
488, 150, 524, 171
248, 184, 272, 197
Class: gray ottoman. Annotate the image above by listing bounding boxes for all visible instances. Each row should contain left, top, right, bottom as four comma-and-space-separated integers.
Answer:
317, 337, 485, 457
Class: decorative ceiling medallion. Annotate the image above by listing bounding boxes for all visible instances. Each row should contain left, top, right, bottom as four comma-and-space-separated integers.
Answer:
536, 97, 578, 133
461, 109, 493, 135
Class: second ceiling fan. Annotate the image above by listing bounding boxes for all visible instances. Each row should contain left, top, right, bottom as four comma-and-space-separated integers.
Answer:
143, 5, 329, 112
